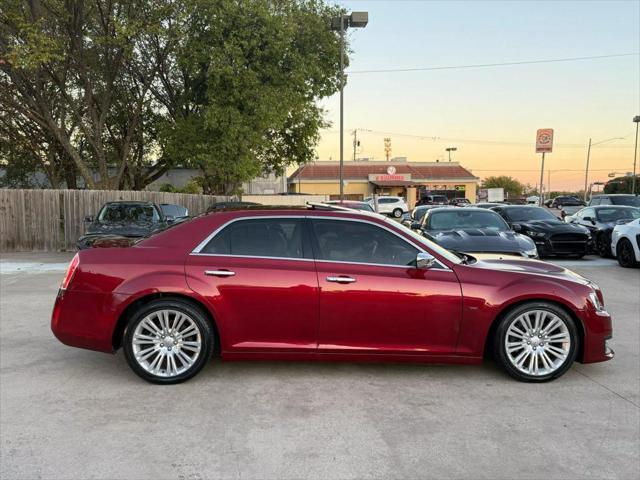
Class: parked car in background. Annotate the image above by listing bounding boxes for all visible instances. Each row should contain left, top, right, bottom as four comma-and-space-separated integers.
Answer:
611, 218, 640, 268
417, 207, 538, 258
560, 205, 583, 221
588, 194, 640, 207
52, 205, 613, 384
325, 200, 375, 212
207, 201, 261, 212
365, 196, 408, 218
544, 198, 554, 208
159, 203, 189, 221
569, 206, 640, 257
491, 205, 591, 258
402, 205, 443, 229
551, 196, 585, 209
417, 194, 449, 206
77, 201, 168, 250
449, 198, 471, 207
526, 196, 539, 204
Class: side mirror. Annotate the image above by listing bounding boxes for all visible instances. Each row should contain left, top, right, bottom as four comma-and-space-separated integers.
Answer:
410, 221, 421, 230
84, 215, 93, 222
583, 216, 594, 224
511, 223, 522, 232
416, 252, 436, 269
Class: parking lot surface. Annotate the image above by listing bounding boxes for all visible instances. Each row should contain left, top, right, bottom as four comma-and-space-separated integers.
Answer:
1, 253, 639, 479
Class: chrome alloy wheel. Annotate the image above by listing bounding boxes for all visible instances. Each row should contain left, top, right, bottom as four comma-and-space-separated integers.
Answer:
504, 309, 571, 376
131, 309, 202, 378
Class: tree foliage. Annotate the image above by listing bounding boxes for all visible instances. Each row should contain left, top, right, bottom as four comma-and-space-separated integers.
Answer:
481, 175, 525, 198
0, 0, 344, 192
604, 175, 640, 194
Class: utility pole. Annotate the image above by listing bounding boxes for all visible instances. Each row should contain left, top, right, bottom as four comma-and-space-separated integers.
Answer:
352, 129, 358, 161
633, 115, 640, 195
583, 138, 592, 202
538, 153, 546, 206
547, 169, 551, 196
384, 137, 392, 161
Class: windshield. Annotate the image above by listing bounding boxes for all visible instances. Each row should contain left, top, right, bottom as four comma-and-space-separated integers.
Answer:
389, 218, 462, 265
428, 210, 509, 231
412, 207, 429, 221
596, 207, 640, 222
611, 196, 640, 207
97, 203, 160, 224
503, 207, 556, 222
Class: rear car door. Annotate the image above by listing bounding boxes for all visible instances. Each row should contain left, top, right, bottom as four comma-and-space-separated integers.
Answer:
309, 218, 462, 354
186, 216, 319, 353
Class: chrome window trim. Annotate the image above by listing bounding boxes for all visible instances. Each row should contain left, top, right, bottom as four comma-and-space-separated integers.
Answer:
190, 214, 451, 271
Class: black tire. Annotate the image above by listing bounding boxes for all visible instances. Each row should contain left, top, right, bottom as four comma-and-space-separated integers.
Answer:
494, 302, 578, 382
392, 208, 403, 218
123, 299, 214, 384
595, 233, 611, 258
617, 238, 639, 268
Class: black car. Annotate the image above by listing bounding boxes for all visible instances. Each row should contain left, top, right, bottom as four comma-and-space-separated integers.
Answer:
491, 205, 591, 258
588, 194, 640, 207
401, 205, 443, 228
550, 196, 585, 209
475, 202, 504, 209
207, 201, 261, 211
416, 207, 538, 258
569, 205, 640, 257
449, 198, 471, 207
78, 201, 167, 249
417, 194, 448, 206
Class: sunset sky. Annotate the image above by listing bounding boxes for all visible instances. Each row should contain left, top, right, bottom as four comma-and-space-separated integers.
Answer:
316, 0, 640, 191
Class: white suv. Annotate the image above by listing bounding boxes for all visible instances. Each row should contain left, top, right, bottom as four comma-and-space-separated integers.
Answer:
366, 196, 409, 218
611, 218, 640, 268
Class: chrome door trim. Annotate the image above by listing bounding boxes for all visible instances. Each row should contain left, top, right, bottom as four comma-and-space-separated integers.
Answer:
326, 276, 357, 283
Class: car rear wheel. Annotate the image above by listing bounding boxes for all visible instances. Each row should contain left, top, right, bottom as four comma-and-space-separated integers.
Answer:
617, 238, 639, 268
392, 208, 403, 218
494, 302, 578, 382
123, 300, 213, 384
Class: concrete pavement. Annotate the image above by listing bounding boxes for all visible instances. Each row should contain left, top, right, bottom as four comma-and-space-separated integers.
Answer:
0, 254, 638, 479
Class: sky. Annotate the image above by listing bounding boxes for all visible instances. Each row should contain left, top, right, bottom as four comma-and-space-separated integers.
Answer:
315, 0, 640, 191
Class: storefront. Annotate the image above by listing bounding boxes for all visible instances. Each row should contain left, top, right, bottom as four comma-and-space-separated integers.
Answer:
288, 161, 479, 208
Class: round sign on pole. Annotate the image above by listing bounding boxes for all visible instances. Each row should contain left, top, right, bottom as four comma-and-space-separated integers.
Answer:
387, 166, 396, 175
536, 129, 554, 153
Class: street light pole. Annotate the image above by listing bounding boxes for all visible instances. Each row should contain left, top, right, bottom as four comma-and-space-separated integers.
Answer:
445, 147, 457, 162
333, 12, 368, 201
583, 138, 592, 202
633, 115, 640, 195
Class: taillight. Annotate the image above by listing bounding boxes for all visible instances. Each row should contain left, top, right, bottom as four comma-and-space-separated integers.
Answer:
60, 253, 79, 290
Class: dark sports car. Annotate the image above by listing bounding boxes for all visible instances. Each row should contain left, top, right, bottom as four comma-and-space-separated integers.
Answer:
569, 206, 640, 257
416, 207, 538, 258
491, 205, 591, 258
77, 201, 168, 249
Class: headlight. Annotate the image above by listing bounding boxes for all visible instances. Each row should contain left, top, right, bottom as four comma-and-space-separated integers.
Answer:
588, 291, 605, 312
524, 247, 539, 258
529, 231, 546, 238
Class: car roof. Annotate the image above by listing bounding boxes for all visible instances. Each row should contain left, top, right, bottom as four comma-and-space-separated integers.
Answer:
592, 205, 638, 209
104, 201, 154, 205
592, 194, 637, 197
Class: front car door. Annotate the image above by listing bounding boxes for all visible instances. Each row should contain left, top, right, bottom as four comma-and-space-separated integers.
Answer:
309, 217, 463, 355
186, 216, 319, 353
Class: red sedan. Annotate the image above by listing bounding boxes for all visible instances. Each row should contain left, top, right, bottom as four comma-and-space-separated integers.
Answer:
51, 206, 613, 384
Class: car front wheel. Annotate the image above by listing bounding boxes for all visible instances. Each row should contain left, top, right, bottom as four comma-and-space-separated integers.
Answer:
392, 208, 403, 218
494, 302, 578, 382
617, 238, 639, 268
123, 299, 213, 384
595, 233, 611, 257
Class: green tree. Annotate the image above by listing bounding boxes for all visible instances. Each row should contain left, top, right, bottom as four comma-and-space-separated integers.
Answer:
481, 176, 525, 198
604, 175, 640, 194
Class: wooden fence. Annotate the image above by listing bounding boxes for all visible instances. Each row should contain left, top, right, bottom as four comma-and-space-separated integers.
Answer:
0, 189, 327, 252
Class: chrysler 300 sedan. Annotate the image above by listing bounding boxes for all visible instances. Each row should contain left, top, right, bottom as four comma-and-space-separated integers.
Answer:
51, 206, 613, 384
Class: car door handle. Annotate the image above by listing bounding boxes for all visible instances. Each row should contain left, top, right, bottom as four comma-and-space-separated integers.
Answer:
326, 276, 356, 284
204, 270, 236, 277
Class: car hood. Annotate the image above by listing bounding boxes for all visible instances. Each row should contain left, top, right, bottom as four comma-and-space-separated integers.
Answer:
427, 229, 534, 253
520, 219, 588, 234
85, 222, 162, 237
463, 254, 589, 285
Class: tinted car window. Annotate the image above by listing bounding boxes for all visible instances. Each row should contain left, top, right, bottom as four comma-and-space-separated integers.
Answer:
589, 198, 600, 206
311, 219, 418, 266
428, 210, 509, 231
502, 207, 557, 222
202, 218, 303, 258
599, 197, 612, 205
610, 196, 640, 207
160, 204, 188, 218
98, 203, 160, 223
378, 198, 397, 204
596, 208, 640, 222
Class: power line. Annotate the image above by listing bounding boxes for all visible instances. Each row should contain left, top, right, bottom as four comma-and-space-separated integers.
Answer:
348, 52, 638, 74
